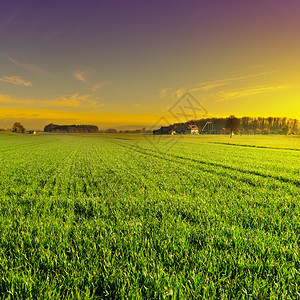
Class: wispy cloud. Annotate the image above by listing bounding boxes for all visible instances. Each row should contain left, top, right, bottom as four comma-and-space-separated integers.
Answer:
215, 85, 287, 102
0, 94, 34, 104
0, 10, 20, 31
160, 70, 277, 101
6, 56, 54, 78
73, 68, 93, 83
0, 75, 32, 87
228, 64, 268, 75
159, 88, 173, 100
42, 27, 64, 41
92, 81, 110, 92
0, 93, 103, 109
178, 71, 276, 95
72, 68, 123, 95
133, 103, 141, 108
42, 93, 100, 108
73, 72, 87, 83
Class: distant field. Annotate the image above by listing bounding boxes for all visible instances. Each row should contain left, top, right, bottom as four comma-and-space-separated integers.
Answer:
0, 133, 299, 298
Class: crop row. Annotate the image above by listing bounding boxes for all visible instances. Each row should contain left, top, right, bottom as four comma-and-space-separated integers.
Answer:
0, 134, 299, 298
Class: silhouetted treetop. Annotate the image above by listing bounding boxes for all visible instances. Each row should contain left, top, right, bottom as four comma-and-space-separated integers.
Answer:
12, 122, 25, 134
44, 124, 98, 133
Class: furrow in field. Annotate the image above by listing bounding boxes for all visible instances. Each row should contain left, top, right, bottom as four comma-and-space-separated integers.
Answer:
207, 141, 300, 151
147, 142, 298, 187
0, 134, 299, 299
94, 140, 295, 208
107, 139, 300, 189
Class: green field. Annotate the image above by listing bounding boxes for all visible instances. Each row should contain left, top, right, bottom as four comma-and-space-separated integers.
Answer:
0, 133, 299, 299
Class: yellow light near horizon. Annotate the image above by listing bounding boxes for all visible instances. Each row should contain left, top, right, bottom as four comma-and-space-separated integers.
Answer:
0, 107, 166, 127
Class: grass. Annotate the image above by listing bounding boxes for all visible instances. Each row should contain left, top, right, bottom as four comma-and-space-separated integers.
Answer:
0, 132, 299, 299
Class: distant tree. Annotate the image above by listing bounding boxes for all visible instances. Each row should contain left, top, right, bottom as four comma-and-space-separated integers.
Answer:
44, 123, 57, 132
253, 118, 259, 130
255, 128, 262, 135
226, 115, 240, 138
241, 117, 250, 132
239, 128, 245, 135
267, 117, 274, 130
291, 119, 299, 134
263, 128, 270, 135
12, 122, 25, 133
282, 125, 290, 135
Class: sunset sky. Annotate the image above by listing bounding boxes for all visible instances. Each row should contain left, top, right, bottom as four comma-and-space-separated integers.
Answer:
1, 0, 300, 129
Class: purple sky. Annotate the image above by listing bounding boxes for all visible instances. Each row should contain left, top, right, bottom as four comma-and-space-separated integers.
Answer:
1, 0, 300, 128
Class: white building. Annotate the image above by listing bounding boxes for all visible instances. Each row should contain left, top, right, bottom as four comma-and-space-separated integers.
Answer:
185, 124, 199, 134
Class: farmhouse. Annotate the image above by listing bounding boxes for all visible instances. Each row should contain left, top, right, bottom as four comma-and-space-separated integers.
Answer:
185, 124, 199, 134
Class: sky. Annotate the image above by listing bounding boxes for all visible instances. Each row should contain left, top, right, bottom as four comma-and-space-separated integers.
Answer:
0, 0, 300, 129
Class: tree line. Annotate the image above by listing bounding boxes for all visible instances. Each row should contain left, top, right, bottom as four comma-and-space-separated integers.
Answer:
44, 124, 99, 133
6, 117, 300, 135
168, 116, 299, 135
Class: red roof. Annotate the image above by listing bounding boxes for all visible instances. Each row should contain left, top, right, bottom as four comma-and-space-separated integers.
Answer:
188, 125, 199, 130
